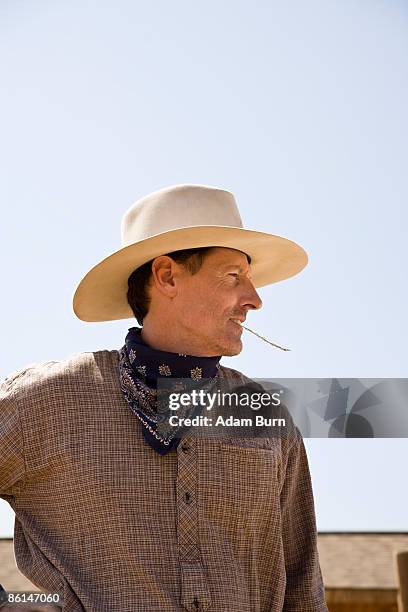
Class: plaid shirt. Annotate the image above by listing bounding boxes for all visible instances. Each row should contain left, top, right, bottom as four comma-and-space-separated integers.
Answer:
0, 350, 328, 611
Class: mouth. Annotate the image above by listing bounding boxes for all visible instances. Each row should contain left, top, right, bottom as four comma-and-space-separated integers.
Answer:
229, 318, 244, 329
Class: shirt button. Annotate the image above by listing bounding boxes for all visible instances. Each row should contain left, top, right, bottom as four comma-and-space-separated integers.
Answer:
184, 491, 193, 504
181, 441, 192, 453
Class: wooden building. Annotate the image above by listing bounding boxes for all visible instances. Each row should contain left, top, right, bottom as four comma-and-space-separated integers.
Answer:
318, 533, 408, 611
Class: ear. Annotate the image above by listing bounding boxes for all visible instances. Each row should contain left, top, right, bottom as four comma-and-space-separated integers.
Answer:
150, 256, 179, 298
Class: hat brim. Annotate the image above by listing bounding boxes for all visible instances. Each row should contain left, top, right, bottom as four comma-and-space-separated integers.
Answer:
73, 225, 308, 322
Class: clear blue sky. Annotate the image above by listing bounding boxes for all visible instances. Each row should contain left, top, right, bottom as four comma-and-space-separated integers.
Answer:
1, 0, 407, 536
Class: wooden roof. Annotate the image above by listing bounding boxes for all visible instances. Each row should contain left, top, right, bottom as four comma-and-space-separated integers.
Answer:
317, 533, 408, 589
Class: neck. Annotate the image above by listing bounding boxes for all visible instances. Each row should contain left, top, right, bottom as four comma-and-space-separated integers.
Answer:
141, 317, 216, 357
124, 326, 221, 385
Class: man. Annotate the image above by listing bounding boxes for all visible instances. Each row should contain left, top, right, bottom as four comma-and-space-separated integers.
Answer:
0, 184, 328, 611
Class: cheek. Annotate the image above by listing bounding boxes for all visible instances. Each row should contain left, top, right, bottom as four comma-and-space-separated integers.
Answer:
178, 279, 233, 326
182, 287, 221, 325
199, 291, 230, 326
177, 285, 211, 321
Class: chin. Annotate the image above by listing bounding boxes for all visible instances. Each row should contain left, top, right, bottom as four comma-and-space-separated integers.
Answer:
219, 339, 243, 357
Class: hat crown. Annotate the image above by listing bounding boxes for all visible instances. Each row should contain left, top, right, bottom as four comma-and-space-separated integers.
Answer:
121, 184, 243, 246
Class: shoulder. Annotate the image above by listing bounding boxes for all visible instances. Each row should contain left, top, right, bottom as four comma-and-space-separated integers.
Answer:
218, 363, 300, 444
218, 364, 278, 396
0, 350, 119, 403
218, 364, 254, 385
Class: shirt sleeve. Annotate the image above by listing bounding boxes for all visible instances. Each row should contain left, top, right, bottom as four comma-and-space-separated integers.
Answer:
280, 430, 328, 611
0, 375, 26, 496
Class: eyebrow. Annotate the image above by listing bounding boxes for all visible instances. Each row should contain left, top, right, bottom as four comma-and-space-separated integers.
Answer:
222, 264, 252, 274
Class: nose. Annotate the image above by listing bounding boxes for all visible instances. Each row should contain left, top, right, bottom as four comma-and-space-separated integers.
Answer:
242, 280, 263, 311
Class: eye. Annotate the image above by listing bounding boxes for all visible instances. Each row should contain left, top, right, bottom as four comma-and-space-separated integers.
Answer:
228, 273, 240, 283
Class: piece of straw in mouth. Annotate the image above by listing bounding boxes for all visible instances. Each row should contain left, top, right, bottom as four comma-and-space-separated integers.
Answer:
240, 323, 291, 352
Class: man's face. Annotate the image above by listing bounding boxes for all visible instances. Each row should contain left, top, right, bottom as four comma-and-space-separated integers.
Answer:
172, 247, 262, 356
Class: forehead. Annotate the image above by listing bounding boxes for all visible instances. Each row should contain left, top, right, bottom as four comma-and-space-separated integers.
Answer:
205, 247, 251, 269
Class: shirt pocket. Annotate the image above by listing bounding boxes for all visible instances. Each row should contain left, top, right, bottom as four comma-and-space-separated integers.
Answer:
199, 438, 282, 542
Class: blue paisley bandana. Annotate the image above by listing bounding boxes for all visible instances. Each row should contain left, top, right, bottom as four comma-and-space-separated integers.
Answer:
118, 327, 221, 455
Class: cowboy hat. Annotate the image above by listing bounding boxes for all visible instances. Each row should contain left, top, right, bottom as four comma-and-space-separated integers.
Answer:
73, 184, 308, 322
